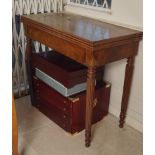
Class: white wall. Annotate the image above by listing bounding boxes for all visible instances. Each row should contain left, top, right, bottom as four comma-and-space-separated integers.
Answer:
65, 0, 143, 132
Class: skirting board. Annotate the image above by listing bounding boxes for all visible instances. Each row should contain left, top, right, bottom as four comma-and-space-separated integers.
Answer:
109, 106, 143, 133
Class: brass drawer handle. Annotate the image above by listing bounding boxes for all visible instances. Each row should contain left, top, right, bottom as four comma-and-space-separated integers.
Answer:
93, 98, 98, 108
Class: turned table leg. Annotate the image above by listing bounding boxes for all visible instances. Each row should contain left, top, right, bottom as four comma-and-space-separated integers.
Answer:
85, 66, 96, 147
26, 38, 35, 105
119, 57, 135, 128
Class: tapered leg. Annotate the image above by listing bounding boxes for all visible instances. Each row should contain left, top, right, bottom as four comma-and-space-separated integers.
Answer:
26, 38, 35, 105
119, 57, 134, 128
85, 66, 96, 147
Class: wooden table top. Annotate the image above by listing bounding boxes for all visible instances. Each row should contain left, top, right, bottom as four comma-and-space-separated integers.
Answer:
22, 12, 142, 45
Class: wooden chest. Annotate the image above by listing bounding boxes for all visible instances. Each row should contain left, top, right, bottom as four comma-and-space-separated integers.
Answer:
32, 50, 104, 88
33, 76, 111, 134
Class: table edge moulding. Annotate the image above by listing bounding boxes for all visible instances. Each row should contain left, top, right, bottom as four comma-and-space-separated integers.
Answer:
21, 12, 143, 147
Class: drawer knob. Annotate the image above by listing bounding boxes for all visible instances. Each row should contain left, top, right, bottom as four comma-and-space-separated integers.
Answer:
63, 115, 66, 118
63, 108, 66, 111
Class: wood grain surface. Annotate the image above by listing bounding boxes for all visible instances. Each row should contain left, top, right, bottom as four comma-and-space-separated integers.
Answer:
22, 12, 143, 147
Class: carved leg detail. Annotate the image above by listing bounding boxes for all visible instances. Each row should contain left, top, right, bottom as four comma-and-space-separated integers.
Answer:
119, 57, 134, 128
85, 66, 96, 147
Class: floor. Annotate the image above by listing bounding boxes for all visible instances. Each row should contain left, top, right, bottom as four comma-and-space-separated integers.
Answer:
15, 96, 143, 155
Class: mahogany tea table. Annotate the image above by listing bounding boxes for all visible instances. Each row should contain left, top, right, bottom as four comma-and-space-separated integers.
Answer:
21, 12, 143, 147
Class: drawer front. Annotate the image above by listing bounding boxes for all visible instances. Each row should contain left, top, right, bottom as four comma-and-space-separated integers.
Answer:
38, 98, 71, 132
33, 77, 72, 132
33, 76, 111, 134
33, 76, 71, 115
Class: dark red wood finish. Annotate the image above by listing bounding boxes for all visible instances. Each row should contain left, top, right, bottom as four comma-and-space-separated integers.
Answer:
33, 77, 111, 134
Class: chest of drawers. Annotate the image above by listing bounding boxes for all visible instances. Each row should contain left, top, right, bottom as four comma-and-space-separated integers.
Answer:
33, 76, 111, 134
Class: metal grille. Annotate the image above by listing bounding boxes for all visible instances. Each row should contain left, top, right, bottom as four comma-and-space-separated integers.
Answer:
12, 0, 63, 96
70, 0, 111, 9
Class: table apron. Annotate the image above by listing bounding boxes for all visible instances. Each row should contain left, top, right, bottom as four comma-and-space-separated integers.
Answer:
93, 42, 139, 66
26, 25, 87, 65
25, 25, 139, 67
